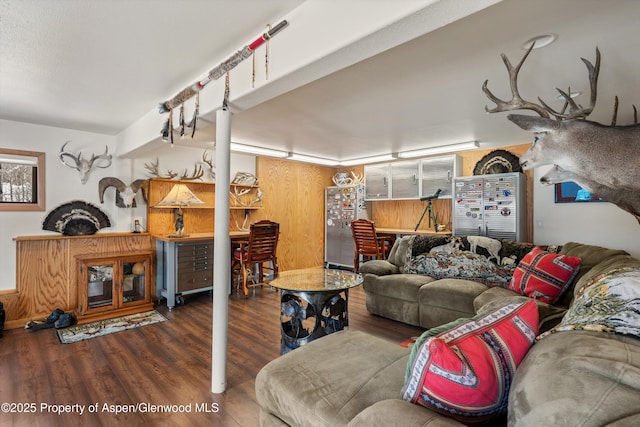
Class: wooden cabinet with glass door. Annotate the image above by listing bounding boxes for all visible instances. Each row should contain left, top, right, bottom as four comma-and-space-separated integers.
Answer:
75, 251, 154, 324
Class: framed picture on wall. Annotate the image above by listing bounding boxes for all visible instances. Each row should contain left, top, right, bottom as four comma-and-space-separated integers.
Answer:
555, 182, 604, 203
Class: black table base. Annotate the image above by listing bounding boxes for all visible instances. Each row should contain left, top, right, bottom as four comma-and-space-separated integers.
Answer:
280, 289, 349, 354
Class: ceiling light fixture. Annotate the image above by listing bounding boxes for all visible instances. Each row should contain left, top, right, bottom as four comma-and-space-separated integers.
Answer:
340, 154, 397, 166
229, 142, 289, 158
521, 34, 557, 50
397, 141, 479, 159
288, 153, 339, 166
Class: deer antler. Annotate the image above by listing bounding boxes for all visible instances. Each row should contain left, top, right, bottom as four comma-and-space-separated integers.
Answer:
248, 188, 264, 207
609, 96, 638, 126
180, 164, 204, 180
88, 145, 113, 169
483, 43, 551, 118
144, 157, 178, 179
230, 187, 251, 207
538, 48, 600, 120
59, 141, 112, 184
484, 45, 604, 122
201, 149, 216, 180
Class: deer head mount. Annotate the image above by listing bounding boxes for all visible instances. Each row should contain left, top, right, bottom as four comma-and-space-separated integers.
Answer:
59, 141, 112, 185
98, 177, 149, 208
483, 44, 640, 223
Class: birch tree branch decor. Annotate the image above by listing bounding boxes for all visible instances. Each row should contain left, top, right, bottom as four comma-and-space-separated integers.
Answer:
158, 20, 289, 144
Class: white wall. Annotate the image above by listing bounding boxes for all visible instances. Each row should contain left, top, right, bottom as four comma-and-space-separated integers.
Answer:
0, 119, 255, 291
533, 165, 640, 258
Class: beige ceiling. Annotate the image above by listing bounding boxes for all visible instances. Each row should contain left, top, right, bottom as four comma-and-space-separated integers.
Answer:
1, 0, 639, 162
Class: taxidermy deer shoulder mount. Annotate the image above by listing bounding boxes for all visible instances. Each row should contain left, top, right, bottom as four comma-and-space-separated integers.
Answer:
59, 141, 112, 184
483, 44, 640, 223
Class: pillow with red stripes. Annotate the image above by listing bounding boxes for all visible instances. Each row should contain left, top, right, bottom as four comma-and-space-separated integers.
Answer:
402, 300, 538, 424
510, 246, 581, 304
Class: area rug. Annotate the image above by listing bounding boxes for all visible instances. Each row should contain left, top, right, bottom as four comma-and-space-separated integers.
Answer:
57, 310, 167, 344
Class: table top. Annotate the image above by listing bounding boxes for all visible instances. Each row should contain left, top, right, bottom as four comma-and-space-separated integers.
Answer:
269, 267, 363, 292
376, 227, 452, 236
152, 231, 249, 243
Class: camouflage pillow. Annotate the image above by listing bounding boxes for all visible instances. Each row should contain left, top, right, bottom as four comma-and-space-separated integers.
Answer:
538, 267, 640, 340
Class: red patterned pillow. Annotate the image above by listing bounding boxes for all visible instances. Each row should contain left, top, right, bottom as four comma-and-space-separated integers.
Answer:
402, 300, 538, 423
510, 247, 581, 304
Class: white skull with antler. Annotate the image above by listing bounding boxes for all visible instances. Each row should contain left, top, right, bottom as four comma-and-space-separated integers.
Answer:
98, 177, 148, 208
59, 141, 112, 184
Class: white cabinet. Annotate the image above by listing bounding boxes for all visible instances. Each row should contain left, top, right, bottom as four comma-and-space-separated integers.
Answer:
364, 155, 459, 201
390, 160, 420, 199
420, 155, 460, 199
364, 164, 390, 200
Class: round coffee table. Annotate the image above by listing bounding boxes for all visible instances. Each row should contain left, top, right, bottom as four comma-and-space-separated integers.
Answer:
269, 267, 363, 354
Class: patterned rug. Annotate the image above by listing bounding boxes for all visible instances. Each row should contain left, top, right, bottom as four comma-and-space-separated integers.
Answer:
57, 310, 167, 344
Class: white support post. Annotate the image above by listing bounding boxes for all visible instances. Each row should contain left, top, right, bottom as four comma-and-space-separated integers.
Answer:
211, 107, 231, 393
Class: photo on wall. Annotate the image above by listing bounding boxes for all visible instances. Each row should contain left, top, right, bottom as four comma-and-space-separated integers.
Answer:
555, 182, 604, 203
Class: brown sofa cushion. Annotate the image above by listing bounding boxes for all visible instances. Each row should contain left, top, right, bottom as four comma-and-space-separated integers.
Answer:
364, 273, 434, 301
359, 260, 399, 276
256, 331, 409, 427
508, 331, 640, 426
348, 399, 465, 427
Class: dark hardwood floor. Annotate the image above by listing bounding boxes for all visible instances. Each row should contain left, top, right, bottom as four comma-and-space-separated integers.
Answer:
0, 283, 424, 427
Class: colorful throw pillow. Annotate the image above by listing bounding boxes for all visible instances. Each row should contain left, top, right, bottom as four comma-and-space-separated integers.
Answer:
509, 247, 581, 304
402, 300, 538, 423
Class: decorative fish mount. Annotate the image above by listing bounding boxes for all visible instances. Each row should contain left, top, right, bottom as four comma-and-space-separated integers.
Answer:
98, 177, 148, 208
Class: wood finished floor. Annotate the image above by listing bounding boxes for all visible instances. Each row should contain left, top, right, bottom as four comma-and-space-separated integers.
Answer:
0, 283, 424, 427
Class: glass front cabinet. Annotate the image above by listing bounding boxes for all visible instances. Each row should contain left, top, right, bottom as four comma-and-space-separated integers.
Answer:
76, 251, 154, 323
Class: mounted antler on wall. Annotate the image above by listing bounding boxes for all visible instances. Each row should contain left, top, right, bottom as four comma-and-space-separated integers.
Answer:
98, 177, 149, 208
201, 149, 216, 180
144, 157, 204, 180
483, 45, 640, 223
59, 141, 112, 184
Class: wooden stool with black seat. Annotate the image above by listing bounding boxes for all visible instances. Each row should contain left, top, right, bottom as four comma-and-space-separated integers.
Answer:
350, 218, 391, 274
232, 220, 280, 296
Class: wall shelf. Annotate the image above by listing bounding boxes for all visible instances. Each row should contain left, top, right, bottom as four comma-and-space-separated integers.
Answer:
147, 178, 262, 235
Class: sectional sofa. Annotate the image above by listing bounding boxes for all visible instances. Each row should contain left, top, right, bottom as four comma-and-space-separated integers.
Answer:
255, 239, 640, 426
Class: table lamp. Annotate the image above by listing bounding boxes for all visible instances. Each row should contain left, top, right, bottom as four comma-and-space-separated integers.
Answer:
156, 183, 205, 237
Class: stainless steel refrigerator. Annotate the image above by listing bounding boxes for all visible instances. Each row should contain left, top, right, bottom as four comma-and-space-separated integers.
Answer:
325, 185, 369, 269
453, 172, 526, 241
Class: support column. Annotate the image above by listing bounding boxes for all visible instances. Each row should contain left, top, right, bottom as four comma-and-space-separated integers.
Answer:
212, 107, 231, 393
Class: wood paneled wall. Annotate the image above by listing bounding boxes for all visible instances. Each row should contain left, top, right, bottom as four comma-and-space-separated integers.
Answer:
255, 158, 336, 272
4, 233, 154, 328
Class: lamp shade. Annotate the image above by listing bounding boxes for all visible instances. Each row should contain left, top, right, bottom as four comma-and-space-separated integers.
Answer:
157, 184, 205, 207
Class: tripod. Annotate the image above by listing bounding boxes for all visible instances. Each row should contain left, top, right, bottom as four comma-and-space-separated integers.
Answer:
414, 189, 442, 232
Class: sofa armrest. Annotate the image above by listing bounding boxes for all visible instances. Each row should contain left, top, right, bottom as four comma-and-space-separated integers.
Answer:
360, 260, 400, 276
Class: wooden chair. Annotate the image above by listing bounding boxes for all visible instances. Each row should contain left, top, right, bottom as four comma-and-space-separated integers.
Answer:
232, 220, 280, 296
350, 219, 391, 273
